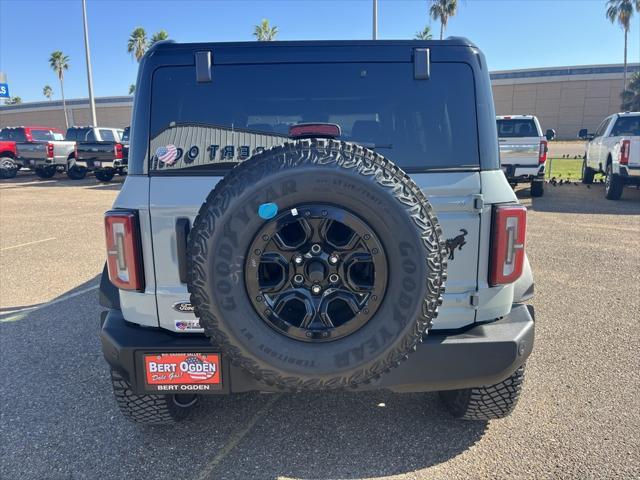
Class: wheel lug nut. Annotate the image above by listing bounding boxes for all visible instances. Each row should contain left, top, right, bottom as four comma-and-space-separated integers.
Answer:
293, 255, 303, 265
306, 331, 313, 337
256, 295, 263, 302
364, 234, 371, 240
329, 274, 340, 284
328, 254, 339, 265
293, 274, 304, 284
310, 244, 322, 255
311, 284, 322, 295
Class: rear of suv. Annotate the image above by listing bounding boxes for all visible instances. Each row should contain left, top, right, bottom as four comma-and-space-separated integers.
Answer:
497, 115, 555, 197
100, 40, 535, 425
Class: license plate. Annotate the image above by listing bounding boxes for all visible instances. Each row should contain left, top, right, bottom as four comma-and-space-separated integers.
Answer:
29, 160, 35, 165
93, 161, 101, 167
143, 352, 221, 392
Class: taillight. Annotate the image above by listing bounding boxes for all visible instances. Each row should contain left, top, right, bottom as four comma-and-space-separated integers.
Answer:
538, 140, 548, 164
104, 210, 144, 291
114, 143, 123, 160
489, 204, 527, 286
74, 143, 78, 159
620, 140, 630, 165
46, 142, 54, 159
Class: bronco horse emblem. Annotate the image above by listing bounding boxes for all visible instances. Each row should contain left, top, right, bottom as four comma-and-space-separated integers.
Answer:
445, 229, 468, 260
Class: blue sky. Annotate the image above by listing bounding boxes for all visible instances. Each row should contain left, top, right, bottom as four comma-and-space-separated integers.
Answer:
1, 0, 639, 103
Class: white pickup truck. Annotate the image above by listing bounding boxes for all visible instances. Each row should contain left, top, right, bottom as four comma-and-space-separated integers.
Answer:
497, 115, 555, 198
580, 112, 640, 200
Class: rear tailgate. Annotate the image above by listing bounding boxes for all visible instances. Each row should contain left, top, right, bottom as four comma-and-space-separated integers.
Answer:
498, 136, 540, 167
625, 137, 640, 176
16, 142, 47, 163
76, 142, 117, 167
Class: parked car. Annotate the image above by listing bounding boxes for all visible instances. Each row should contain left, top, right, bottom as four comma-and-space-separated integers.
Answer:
580, 112, 640, 200
100, 39, 535, 425
497, 115, 555, 197
66, 126, 125, 180
74, 126, 128, 182
2, 126, 75, 179
0, 135, 18, 179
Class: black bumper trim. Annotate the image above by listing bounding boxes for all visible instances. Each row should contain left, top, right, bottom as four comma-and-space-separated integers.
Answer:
100, 304, 534, 394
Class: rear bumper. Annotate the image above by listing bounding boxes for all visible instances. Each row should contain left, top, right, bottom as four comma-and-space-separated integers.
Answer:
101, 304, 534, 395
76, 159, 128, 170
501, 164, 544, 182
620, 165, 640, 181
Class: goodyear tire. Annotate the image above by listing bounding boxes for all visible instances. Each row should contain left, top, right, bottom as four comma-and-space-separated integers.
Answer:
110, 369, 197, 424
187, 139, 447, 390
440, 365, 525, 420
604, 163, 624, 200
67, 165, 87, 180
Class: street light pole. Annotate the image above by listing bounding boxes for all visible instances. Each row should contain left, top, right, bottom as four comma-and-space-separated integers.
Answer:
82, 0, 97, 126
372, 0, 378, 40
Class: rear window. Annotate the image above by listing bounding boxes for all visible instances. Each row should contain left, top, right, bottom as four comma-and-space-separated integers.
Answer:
610, 116, 640, 137
30, 129, 55, 141
65, 128, 96, 142
0, 128, 27, 142
497, 119, 539, 138
99, 129, 116, 142
149, 62, 479, 172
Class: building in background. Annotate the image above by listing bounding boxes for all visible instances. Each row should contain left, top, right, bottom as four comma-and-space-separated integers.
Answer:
1, 63, 639, 139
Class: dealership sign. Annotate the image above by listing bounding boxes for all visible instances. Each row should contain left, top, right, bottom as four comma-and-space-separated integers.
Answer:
0, 83, 9, 98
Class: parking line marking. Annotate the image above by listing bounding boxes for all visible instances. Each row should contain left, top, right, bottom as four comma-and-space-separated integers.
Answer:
1, 237, 56, 251
0, 284, 99, 322
196, 394, 282, 480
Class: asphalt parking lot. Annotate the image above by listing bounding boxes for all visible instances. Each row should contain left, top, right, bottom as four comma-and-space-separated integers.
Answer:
1, 172, 639, 480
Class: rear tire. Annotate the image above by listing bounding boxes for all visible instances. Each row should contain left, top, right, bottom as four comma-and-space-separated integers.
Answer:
581, 158, 595, 184
0, 157, 18, 179
67, 165, 87, 180
530, 180, 544, 197
604, 164, 624, 200
110, 369, 197, 425
35, 166, 56, 179
95, 169, 115, 182
439, 365, 525, 420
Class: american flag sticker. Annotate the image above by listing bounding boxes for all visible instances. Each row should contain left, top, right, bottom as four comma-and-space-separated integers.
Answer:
156, 144, 178, 165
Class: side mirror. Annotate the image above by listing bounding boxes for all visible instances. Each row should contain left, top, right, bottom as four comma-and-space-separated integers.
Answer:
578, 128, 588, 139
545, 129, 556, 141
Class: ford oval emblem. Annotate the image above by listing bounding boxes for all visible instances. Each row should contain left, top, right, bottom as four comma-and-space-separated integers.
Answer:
173, 301, 195, 313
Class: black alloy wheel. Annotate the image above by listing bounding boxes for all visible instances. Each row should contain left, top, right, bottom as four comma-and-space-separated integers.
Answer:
245, 204, 388, 343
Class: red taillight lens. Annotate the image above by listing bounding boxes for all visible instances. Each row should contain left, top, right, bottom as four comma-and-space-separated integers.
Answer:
490, 204, 527, 286
620, 140, 630, 165
74, 144, 78, 159
104, 210, 144, 291
114, 143, 123, 160
538, 140, 548, 164
46, 142, 54, 159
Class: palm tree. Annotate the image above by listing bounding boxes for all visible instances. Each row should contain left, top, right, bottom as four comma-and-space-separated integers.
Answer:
127, 27, 148, 62
606, 0, 640, 90
253, 19, 278, 41
128, 84, 136, 95
49, 51, 69, 128
150, 29, 169, 46
621, 71, 640, 111
43, 85, 53, 101
415, 25, 433, 40
7, 96, 22, 105
429, 0, 458, 40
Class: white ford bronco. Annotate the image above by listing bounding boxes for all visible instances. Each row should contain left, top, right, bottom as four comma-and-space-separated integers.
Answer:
580, 112, 640, 200
99, 39, 535, 425
497, 115, 555, 198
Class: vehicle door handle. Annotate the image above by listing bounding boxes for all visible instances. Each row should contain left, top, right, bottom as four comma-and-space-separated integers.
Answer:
176, 218, 190, 284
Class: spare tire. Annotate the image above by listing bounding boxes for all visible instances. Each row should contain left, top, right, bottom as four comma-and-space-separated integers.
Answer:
187, 139, 446, 389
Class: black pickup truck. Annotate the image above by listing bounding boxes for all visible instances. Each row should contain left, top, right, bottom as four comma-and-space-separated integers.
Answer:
73, 126, 128, 182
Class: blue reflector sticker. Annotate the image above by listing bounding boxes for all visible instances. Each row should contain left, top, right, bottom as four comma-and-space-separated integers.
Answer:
258, 203, 278, 220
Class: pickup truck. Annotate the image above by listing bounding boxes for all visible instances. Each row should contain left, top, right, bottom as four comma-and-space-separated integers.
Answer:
72, 126, 127, 182
1, 126, 74, 179
497, 115, 555, 197
0, 137, 18, 179
100, 39, 535, 425
580, 112, 640, 200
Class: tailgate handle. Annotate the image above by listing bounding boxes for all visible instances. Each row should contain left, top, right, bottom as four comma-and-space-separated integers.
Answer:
176, 218, 191, 283
195, 51, 212, 83
413, 48, 430, 80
